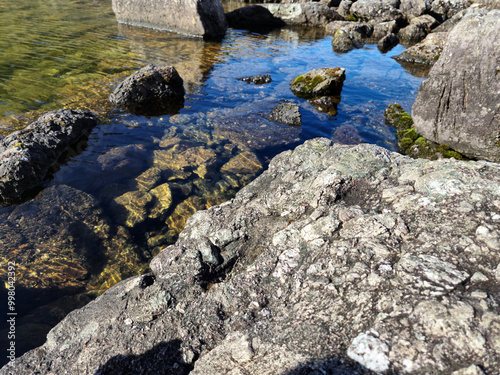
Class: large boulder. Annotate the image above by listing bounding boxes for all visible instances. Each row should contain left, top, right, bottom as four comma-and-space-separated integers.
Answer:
399, 0, 432, 19
350, 0, 405, 23
430, 0, 472, 21
326, 20, 374, 52
290, 67, 346, 98
394, 31, 448, 65
225, 5, 285, 32
263, 3, 341, 26
5, 139, 500, 374
111, 0, 227, 39
0, 109, 97, 205
412, 10, 500, 162
109, 65, 185, 116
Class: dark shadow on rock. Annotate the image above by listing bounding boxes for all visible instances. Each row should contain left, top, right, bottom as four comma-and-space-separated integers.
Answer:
283, 357, 377, 375
94, 339, 190, 375
226, 5, 286, 33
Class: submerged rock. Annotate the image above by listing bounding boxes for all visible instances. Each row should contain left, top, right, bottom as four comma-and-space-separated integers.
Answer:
290, 67, 346, 99
109, 65, 185, 116
310, 95, 340, 116
237, 74, 272, 84
0, 109, 97, 205
267, 102, 302, 126
111, 0, 227, 39
7, 139, 500, 374
412, 10, 500, 162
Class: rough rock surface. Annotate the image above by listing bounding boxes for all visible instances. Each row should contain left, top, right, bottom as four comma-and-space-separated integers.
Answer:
5, 139, 500, 375
326, 21, 374, 52
399, 0, 432, 19
263, 3, 341, 26
0, 109, 97, 205
111, 0, 227, 39
225, 5, 285, 32
109, 65, 185, 116
430, 0, 472, 21
412, 10, 500, 162
433, 3, 488, 32
378, 32, 400, 51
350, 0, 404, 23
290, 67, 346, 98
237, 74, 272, 84
267, 102, 302, 126
394, 31, 448, 64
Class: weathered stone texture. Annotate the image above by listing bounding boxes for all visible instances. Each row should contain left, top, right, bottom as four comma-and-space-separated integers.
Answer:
412, 10, 500, 161
5, 139, 500, 374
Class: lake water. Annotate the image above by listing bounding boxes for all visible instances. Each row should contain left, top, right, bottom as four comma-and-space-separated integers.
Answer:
0, 0, 424, 365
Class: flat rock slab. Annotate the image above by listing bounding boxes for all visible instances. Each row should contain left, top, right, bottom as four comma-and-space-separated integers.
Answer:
7, 139, 500, 374
111, 0, 227, 39
0, 109, 97, 205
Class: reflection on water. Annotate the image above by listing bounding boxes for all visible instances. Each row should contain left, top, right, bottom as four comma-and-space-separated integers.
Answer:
0, 0, 424, 365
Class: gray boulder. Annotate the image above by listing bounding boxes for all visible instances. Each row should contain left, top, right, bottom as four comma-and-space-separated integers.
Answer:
263, 3, 342, 26
430, 0, 472, 21
109, 65, 185, 116
290, 67, 346, 98
433, 3, 488, 32
372, 20, 398, 39
5, 139, 500, 374
350, 0, 405, 23
378, 32, 400, 51
397, 22, 428, 43
111, 0, 227, 39
0, 109, 97, 205
399, 0, 432, 19
267, 102, 302, 126
326, 20, 374, 52
394, 31, 448, 64
225, 5, 285, 32
412, 10, 500, 162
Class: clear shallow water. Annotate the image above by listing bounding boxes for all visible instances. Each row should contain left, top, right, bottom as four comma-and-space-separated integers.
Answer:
0, 0, 424, 365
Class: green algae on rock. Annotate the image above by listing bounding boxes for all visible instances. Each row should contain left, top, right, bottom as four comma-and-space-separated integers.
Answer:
290, 67, 346, 99
384, 103, 467, 160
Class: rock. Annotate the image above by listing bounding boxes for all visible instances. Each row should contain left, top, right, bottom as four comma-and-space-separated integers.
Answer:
112, 190, 154, 228
412, 10, 500, 162
372, 20, 398, 39
433, 3, 489, 32
220, 151, 263, 175
410, 14, 440, 29
225, 5, 285, 32
338, 0, 355, 17
109, 65, 185, 116
350, 0, 405, 23
378, 32, 400, 51
393, 31, 448, 64
237, 74, 272, 84
0, 109, 97, 205
111, 0, 227, 39
8, 139, 500, 374
430, 0, 472, 21
326, 20, 374, 52
310, 96, 340, 116
398, 22, 428, 43
399, 0, 432, 19
290, 67, 346, 98
263, 3, 341, 26
267, 102, 302, 126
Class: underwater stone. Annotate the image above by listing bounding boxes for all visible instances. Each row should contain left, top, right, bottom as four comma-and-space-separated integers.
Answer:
267, 102, 302, 126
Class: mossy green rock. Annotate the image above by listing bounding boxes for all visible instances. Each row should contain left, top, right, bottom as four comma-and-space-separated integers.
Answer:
290, 67, 346, 99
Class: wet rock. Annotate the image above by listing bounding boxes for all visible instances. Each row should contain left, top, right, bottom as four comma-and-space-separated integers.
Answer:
378, 32, 400, 51
97, 144, 148, 184
111, 0, 227, 39
109, 65, 185, 116
112, 190, 154, 228
290, 67, 346, 99
0, 109, 97, 205
350, 0, 405, 24
237, 74, 272, 84
267, 102, 302, 126
225, 5, 285, 32
153, 144, 218, 179
310, 96, 340, 116
393, 31, 448, 65
149, 183, 173, 220
7, 139, 500, 374
412, 10, 500, 162
263, 3, 342, 26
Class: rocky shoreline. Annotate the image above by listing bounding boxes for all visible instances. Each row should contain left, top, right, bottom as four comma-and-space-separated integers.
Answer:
1, 0, 500, 373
